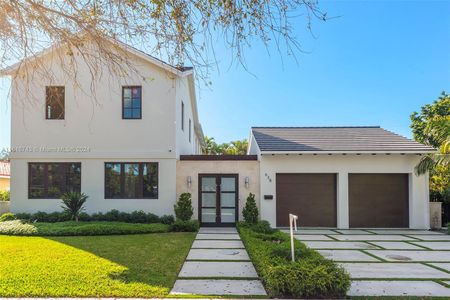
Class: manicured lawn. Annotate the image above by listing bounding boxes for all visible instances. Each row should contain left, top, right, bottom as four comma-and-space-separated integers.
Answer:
0, 233, 195, 297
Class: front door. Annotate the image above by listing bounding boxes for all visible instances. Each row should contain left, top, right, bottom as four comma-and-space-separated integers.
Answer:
199, 174, 238, 226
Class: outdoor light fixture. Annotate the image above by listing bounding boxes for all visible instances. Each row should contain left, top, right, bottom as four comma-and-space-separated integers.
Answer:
244, 176, 250, 188
186, 176, 192, 188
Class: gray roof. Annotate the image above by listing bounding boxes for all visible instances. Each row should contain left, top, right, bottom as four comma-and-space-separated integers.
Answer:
251, 126, 435, 153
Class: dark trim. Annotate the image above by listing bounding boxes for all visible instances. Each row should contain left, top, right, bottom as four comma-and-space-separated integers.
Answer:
180, 155, 258, 161
122, 86, 142, 120
181, 101, 185, 131
198, 174, 239, 227
104, 162, 158, 199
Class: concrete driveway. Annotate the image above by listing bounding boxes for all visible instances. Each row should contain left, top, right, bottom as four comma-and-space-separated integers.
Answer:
286, 228, 450, 297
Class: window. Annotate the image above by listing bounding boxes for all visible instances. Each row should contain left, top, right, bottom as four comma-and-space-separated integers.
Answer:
181, 101, 185, 131
189, 119, 192, 143
122, 86, 142, 119
46, 86, 65, 119
28, 163, 81, 198
105, 162, 158, 199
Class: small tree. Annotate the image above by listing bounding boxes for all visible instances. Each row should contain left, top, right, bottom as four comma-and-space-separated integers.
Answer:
61, 192, 88, 222
174, 193, 193, 221
243, 193, 258, 224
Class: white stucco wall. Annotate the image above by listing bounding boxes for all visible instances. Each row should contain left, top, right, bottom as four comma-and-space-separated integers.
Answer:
11, 157, 177, 215
176, 160, 260, 221
259, 154, 429, 229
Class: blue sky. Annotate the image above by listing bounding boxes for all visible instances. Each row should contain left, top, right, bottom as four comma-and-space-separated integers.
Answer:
1, 0, 450, 149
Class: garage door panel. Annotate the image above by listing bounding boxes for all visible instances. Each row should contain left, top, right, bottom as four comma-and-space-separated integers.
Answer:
349, 174, 409, 228
276, 174, 337, 227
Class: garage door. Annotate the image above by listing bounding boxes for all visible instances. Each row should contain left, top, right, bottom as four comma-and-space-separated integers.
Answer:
349, 174, 409, 228
276, 173, 337, 227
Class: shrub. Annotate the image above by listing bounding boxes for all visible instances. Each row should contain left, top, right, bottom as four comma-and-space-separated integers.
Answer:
0, 212, 16, 222
0, 190, 10, 201
0, 220, 170, 236
170, 220, 199, 232
238, 223, 350, 298
174, 193, 193, 221
15, 212, 31, 220
242, 193, 258, 224
29, 211, 70, 223
160, 214, 175, 225
251, 220, 275, 234
61, 192, 88, 222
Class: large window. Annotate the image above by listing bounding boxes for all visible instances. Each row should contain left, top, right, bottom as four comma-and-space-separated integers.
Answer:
46, 86, 65, 119
122, 86, 142, 119
105, 162, 158, 199
28, 163, 81, 198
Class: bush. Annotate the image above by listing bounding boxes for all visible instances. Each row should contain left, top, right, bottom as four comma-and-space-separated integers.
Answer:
0, 212, 16, 222
170, 220, 199, 232
251, 220, 276, 234
243, 193, 258, 224
61, 192, 88, 222
174, 193, 193, 221
15, 212, 31, 220
27, 211, 70, 223
0, 190, 10, 201
0, 220, 170, 236
160, 214, 175, 225
238, 223, 350, 298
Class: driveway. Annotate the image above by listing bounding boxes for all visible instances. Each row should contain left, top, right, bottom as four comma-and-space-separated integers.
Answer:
287, 228, 450, 297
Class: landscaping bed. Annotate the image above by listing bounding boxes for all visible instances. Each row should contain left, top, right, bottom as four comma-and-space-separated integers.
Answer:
0, 233, 195, 297
237, 221, 351, 298
0, 220, 170, 236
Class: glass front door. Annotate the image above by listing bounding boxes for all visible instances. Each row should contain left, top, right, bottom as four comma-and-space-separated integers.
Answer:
199, 174, 238, 226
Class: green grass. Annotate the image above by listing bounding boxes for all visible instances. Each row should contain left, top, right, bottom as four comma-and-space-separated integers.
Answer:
0, 233, 195, 297
0, 220, 170, 236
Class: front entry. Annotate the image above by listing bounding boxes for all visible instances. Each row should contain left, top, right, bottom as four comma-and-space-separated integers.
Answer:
199, 174, 238, 226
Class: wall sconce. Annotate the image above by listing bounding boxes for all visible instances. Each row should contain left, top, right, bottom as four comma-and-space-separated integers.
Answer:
186, 176, 192, 188
245, 176, 250, 188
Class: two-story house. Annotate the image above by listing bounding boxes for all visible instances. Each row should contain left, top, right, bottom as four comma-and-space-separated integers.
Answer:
2, 38, 435, 229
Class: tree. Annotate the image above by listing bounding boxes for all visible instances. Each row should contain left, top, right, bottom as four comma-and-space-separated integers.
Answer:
242, 193, 258, 224
60, 192, 88, 222
411, 92, 450, 202
202, 136, 248, 155
0, 1, 327, 87
174, 192, 194, 221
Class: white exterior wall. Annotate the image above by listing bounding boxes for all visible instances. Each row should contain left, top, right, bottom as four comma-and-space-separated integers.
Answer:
9, 45, 198, 215
175, 76, 198, 156
258, 154, 429, 229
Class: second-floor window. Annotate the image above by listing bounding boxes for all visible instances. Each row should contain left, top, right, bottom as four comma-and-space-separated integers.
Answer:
181, 101, 185, 131
46, 86, 65, 119
189, 119, 192, 143
122, 86, 142, 119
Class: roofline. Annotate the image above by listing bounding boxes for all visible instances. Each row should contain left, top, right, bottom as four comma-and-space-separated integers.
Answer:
252, 126, 381, 129
1, 36, 193, 77
260, 150, 436, 155
0, 175, 10, 178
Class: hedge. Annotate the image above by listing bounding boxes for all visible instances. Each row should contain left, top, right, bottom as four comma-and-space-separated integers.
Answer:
0, 220, 170, 236
238, 222, 350, 298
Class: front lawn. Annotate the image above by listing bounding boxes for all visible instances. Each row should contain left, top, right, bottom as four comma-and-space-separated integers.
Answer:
0, 233, 195, 297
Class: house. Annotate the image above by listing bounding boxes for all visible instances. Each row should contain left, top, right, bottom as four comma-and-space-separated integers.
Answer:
2, 38, 435, 229
0, 161, 10, 191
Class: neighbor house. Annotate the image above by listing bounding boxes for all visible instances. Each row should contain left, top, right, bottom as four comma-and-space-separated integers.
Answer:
2, 38, 435, 229
0, 161, 10, 191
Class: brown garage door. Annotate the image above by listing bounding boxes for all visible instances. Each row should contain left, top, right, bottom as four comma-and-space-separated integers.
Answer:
276, 173, 337, 227
349, 174, 409, 228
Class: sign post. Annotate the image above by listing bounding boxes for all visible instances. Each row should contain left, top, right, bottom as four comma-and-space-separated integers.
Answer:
289, 213, 298, 262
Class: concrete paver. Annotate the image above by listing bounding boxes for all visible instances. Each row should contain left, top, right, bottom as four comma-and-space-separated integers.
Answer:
335, 229, 372, 234
198, 227, 238, 234
349, 280, 450, 297
408, 235, 450, 241
367, 250, 450, 262
340, 262, 450, 279
179, 261, 258, 278
171, 279, 267, 295
191, 240, 244, 249
333, 234, 416, 241
281, 229, 337, 235
413, 241, 450, 250
187, 248, 250, 260
304, 241, 379, 249
370, 241, 424, 249
294, 234, 333, 241
429, 263, 450, 272
318, 250, 380, 261
369, 230, 444, 235
195, 233, 240, 240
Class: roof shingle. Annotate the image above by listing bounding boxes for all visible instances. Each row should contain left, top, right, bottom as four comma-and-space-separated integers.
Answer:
251, 126, 435, 153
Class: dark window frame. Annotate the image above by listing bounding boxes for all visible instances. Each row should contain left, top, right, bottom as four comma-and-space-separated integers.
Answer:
122, 86, 142, 119
104, 162, 158, 199
28, 162, 81, 199
45, 86, 65, 120
181, 101, 185, 131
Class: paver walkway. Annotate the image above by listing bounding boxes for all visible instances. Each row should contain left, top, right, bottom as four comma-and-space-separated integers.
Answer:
288, 228, 450, 297
170, 227, 267, 297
